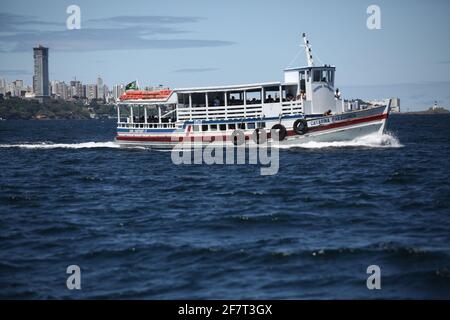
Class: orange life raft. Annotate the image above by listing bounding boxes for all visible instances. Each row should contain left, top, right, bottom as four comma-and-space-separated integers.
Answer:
120, 89, 173, 101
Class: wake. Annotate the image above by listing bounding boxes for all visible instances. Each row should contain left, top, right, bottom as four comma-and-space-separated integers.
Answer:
0, 141, 120, 149
0, 133, 403, 150
277, 132, 403, 149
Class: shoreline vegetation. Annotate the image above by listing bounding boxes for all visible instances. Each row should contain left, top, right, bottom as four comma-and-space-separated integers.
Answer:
0, 97, 117, 120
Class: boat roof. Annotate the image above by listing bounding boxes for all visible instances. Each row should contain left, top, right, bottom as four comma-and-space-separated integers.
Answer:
175, 81, 281, 93
284, 65, 336, 72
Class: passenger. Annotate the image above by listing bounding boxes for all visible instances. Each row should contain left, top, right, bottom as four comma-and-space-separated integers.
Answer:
213, 97, 220, 106
251, 98, 257, 104
300, 90, 306, 100
335, 88, 341, 99
230, 96, 236, 105
266, 95, 274, 103
324, 109, 332, 116
286, 94, 294, 101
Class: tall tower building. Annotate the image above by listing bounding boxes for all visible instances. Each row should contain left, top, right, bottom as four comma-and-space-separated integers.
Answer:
33, 45, 49, 97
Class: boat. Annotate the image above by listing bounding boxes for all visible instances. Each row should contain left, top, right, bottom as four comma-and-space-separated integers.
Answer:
115, 33, 390, 148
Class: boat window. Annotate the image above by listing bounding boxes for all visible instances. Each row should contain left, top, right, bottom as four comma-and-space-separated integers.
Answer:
219, 124, 227, 131
321, 70, 330, 83
228, 123, 236, 130
178, 93, 189, 108
210, 124, 218, 131
247, 123, 256, 129
238, 123, 246, 129
192, 93, 206, 108
193, 125, 199, 132
207, 92, 225, 107
264, 86, 280, 103
227, 91, 244, 106
282, 85, 297, 102
246, 89, 262, 105
257, 122, 266, 128
202, 124, 208, 131
313, 70, 321, 82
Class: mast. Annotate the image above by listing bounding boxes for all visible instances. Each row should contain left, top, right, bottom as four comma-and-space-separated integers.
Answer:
302, 33, 314, 67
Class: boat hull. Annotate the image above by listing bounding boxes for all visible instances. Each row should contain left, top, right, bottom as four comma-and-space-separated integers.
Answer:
115, 105, 389, 149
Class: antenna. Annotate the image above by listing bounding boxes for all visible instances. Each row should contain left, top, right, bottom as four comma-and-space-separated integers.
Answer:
302, 33, 314, 67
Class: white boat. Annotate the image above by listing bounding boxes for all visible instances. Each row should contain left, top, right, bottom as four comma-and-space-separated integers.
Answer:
115, 34, 390, 148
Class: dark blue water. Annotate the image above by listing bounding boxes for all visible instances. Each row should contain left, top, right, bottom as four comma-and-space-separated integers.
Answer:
0, 115, 449, 299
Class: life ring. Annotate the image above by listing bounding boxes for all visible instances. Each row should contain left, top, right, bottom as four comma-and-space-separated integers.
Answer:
231, 130, 245, 146
271, 124, 287, 141
252, 128, 267, 144
293, 119, 308, 135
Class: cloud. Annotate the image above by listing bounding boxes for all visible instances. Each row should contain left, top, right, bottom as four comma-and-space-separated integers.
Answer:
0, 12, 60, 32
0, 12, 234, 52
88, 15, 204, 26
0, 69, 32, 76
173, 68, 219, 73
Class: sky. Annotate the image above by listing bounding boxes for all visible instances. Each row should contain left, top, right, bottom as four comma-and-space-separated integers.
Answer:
1, 0, 450, 110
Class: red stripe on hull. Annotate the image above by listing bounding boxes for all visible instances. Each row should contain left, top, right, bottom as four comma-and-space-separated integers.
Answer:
307, 113, 388, 133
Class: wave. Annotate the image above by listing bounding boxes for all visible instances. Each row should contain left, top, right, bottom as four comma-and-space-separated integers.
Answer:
278, 132, 403, 149
0, 141, 120, 149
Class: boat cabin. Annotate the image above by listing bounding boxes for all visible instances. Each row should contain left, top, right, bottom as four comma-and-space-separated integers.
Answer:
283, 65, 337, 115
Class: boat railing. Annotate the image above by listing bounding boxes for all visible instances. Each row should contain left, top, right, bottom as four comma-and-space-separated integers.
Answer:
118, 122, 177, 129
177, 100, 303, 121
281, 101, 303, 115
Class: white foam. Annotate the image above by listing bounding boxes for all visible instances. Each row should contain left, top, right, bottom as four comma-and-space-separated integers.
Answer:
0, 141, 120, 149
277, 132, 403, 149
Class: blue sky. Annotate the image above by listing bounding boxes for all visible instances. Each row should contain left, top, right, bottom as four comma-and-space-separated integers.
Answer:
1, 0, 450, 110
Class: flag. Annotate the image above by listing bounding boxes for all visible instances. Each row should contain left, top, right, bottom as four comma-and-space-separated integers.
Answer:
125, 81, 138, 91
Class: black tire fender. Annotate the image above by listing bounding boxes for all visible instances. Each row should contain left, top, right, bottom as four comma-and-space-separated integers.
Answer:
293, 119, 308, 135
271, 124, 287, 141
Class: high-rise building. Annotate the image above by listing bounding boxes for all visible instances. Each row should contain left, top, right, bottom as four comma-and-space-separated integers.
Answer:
50, 80, 59, 95
11, 80, 24, 97
33, 45, 49, 97
87, 84, 97, 100
0, 78, 5, 95
113, 84, 125, 100
70, 80, 83, 98
82, 85, 87, 98
50, 80, 69, 100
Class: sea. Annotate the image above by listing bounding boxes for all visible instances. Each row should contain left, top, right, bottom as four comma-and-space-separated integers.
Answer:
0, 114, 449, 299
